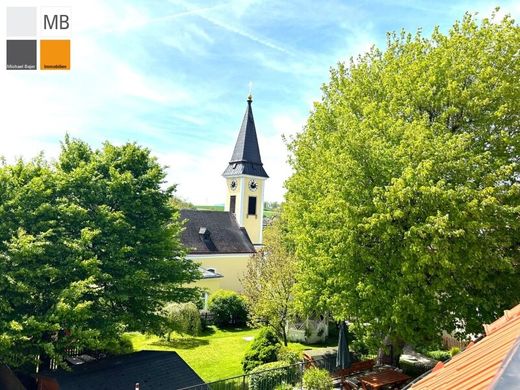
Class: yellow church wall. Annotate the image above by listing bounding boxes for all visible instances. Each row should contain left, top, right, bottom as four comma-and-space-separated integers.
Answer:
191, 276, 222, 292
224, 176, 265, 245
224, 177, 243, 216
189, 253, 252, 293
242, 177, 264, 245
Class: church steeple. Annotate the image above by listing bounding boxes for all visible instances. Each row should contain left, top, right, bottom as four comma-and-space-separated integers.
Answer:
223, 95, 268, 246
222, 96, 269, 178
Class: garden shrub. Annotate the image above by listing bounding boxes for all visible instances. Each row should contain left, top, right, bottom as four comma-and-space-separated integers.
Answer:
208, 290, 248, 328
399, 359, 436, 378
242, 327, 282, 373
249, 361, 294, 390
162, 302, 202, 339
303, 368, 333, 390
277, 347, 301, 364
450, 347, 461, 356
425, 350, 451, 361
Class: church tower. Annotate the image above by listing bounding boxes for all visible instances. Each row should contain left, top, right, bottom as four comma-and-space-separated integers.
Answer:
223, 95, 268, 246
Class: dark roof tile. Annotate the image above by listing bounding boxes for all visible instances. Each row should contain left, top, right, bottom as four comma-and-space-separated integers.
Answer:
38, 351, 204, 390
180, 210, 255, 254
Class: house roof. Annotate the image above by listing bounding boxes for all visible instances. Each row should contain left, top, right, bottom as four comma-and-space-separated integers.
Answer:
222, 96, 269, 178
180, 210, 255, 254
410, 303, 520, 390
0, 365, 25, 390
38, 351, 204, 390
200, 267, 223, 279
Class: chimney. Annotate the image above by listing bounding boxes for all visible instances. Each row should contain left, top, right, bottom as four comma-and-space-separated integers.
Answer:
199, 227, 210, 240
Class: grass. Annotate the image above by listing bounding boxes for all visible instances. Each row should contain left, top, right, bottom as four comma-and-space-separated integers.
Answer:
128, 327, 259, 382
127, 326, 336, 382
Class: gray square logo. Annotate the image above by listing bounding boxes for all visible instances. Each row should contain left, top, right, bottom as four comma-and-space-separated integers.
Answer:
6, 40, 37, 70
7, 7, 37, 37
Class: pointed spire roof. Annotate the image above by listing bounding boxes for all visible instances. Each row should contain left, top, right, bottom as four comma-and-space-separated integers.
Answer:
223, 96, 269, 178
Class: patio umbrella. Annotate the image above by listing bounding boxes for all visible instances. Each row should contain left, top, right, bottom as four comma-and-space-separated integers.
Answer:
336, 321, 352, 369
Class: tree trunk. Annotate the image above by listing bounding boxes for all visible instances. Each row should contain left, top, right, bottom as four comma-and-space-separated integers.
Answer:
280, 321, 288, 346
377, 334, 404, 367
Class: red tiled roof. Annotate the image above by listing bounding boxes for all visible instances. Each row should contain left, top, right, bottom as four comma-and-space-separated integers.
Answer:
411, 303, 520, 390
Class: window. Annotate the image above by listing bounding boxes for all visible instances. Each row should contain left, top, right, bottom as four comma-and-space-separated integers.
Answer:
248, 196, 257, 215
230, 195, 236, 214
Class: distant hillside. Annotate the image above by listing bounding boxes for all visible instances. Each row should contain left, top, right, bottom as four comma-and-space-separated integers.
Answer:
195, 205, 225, 211
195, 204, 278, 218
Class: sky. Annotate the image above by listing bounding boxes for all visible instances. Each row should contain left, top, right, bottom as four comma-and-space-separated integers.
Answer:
1, 0, 519, 205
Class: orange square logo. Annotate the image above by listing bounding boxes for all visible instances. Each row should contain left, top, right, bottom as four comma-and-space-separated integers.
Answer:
40, 40, 70, 70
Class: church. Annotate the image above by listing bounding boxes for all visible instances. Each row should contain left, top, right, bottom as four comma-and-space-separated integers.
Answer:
180, 95, 268, 297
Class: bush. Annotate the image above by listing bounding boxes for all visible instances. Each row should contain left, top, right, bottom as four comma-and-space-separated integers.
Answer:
100, 334, 134, 355
399, 359, 436, 378
425, 350, 451, 361
303, 368, 333, 390
277, 347, 301, 364
450, 347, 460, 356
242, 327, 282, 373
208, 290, 248, 328
162, 302, 202, 339
249, 361, 294, 390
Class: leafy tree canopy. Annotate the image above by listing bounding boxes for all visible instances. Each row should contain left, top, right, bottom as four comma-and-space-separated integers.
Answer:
0, 136, 200, 369
284, 12, 520, 352
242, 216, 296, 346
170, 196, 195, 210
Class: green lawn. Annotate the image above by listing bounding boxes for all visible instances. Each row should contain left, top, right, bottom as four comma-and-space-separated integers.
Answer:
127, 327, 334, 382
195, 205, 225, 211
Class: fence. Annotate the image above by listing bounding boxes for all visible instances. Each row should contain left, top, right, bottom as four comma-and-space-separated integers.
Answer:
178, 355, 337, 390
178, 362, 303, 390
200, 310, 216, 327
441, 332, 469, 350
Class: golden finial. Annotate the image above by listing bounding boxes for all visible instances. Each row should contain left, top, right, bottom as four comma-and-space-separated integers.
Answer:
247, 81, 253, 102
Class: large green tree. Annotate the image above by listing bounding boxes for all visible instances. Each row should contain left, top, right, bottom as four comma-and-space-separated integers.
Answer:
242, 217, 295, 346
0, 137, 200, 369
285, 12, 519, 362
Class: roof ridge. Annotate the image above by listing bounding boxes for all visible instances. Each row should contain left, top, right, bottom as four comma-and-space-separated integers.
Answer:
485, 304, 520, 335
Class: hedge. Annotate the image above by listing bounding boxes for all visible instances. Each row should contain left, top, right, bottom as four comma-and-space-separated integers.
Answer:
249, 361, 295, 390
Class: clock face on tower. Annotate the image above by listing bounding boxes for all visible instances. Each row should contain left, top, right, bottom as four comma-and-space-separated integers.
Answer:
229, 180, 237, 191
249, 179, 258, 192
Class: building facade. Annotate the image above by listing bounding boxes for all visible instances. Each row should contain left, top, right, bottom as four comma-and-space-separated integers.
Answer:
180, 95, 268, 295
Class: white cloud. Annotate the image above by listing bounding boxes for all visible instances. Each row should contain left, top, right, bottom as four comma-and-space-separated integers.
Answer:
159, 144, 230, 205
